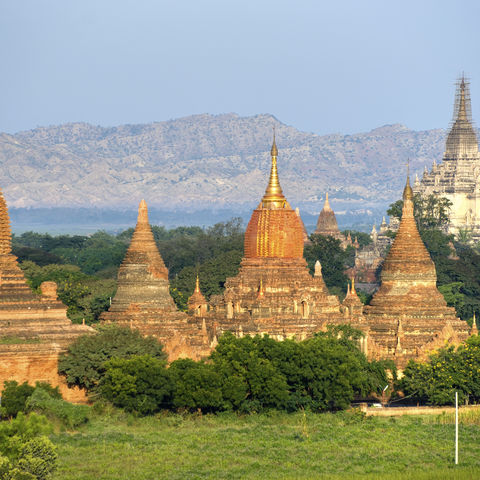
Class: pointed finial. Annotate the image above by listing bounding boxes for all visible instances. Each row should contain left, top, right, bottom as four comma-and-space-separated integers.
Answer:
403, 172, 414, 201
314, 260, 322, 277
195, 274, 200, 293
351, 277, 357, 295
346, 282, 351, 296
138, 199, 149, 224
323, 192, 332, 211
271, 126, 278, 157
262, 131, 285, 207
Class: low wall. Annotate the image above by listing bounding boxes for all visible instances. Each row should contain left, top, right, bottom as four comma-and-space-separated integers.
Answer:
361, 404, 480, 417
0, 345, 87, 403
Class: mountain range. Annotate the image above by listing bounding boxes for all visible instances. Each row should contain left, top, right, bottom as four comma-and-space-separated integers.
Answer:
0, 113, 466, 225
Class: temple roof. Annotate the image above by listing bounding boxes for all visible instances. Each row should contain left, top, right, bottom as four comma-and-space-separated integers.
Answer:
244, 135, 304, 259
445, 76, 479, 158
315, 193, 341, 236
122, 199, 169, 280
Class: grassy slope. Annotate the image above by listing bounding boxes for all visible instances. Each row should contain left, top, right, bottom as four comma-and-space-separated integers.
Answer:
51, 410, 480, 480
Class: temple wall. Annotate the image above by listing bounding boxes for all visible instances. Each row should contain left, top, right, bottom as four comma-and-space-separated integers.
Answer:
0, 345, 87, 403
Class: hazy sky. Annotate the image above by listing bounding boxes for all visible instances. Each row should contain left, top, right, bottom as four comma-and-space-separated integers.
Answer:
1, 0, 479, 135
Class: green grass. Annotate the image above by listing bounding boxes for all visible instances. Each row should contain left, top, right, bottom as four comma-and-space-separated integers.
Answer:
0, 336, 41, 344
51, 409, 480, 480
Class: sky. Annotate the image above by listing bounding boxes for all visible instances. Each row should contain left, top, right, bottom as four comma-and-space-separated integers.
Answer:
1, 0, 480, 135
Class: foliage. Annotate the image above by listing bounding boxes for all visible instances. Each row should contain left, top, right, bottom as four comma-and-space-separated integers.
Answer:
399, 335, 480, 405
168, 359, 224, 413
58, 325, 167, 393
341, 230, 372, 248
386, 193, 452, 231
19, 261, 116, 324
99, 355, 171, 415
1, 383, 62, 420
1, 383, 35, 419
170, 250, 243, 310
0, 413, 56, 480
25, 390, 89, 429
304, 235, 349, 292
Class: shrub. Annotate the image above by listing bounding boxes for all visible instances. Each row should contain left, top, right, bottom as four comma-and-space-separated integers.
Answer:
0, 412, 55, 480
1, 382, 62, 419
25, 389, 89, 429
168, 359, 224, 413
58, 325, 167, 393
1, 382, 35, 418
99, 355, 171, 415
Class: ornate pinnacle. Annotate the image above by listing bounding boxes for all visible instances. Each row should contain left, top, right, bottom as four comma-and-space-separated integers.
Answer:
137, 199, 149, 224
262, 131, 286, 208
195, 274, 201, 294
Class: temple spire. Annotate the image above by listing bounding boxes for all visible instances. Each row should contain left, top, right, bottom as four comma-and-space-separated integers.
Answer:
324, 192, 332, 211
195, 274, 201, 294
138, 199, 149, 224
0, 189, 11, 255
262, 129, 286, 208
457, 76, 468, 122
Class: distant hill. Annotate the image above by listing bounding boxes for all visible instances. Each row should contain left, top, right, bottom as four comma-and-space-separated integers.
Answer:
0, 113, 464, 220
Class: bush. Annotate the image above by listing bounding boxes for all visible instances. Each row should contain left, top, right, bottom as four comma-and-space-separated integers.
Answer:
0, 412, 56, 480
399, 335, 480, 405
1, 382, 35, 418
99, 355, 171, 415
25, 389, 89, 429
1, 382, 62, 420
169, 359, 224, 413
58, 325, 167, 393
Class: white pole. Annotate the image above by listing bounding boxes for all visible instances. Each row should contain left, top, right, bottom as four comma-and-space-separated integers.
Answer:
455, 391, 458, 465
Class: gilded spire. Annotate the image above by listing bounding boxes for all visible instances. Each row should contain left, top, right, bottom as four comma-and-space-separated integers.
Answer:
261, 130, 286, 208
324, 192, 332, 211
403, 172, 414, 203
351, 277, 357, 296
195, 274, 200, 294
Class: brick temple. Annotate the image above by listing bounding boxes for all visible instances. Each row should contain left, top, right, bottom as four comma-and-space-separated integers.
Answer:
359, 175, 470, 368
0, 189, 91, 401
204, 135, 344, 339
101, 199, 212, 360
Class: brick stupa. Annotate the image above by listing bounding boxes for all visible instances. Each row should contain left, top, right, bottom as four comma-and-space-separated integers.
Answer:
101, 200, 212, 360
208, 135, 342, 339
314, 193, 351, 248
362, 175, 470, 368
0, 189, 91, 401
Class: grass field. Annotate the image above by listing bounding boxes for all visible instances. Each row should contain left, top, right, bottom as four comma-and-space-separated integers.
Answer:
51, 408, 480, 480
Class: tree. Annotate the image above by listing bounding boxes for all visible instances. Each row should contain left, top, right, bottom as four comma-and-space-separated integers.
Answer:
387, 194, 452, 232
168, 359, 224, 413
58, 325, 167, 393
398, 336, 480, 405
100, 355, 171, 415
304, 235, 349, 293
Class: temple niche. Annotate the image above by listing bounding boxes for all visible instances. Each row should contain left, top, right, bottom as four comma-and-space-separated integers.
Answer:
314, 193, 352, 249
360, 175, 470, 369
206, 135, 344, 340
100, 200, 213, 361
414, 76, 480, 240
0, 189, 91, 402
